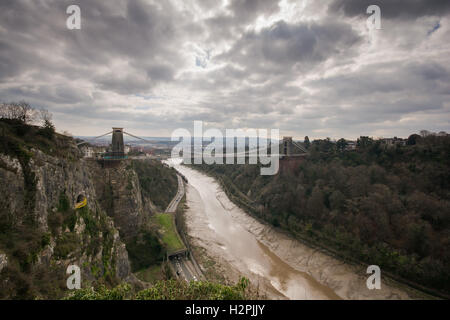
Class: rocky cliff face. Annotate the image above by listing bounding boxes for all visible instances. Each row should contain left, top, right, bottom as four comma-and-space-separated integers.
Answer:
0, 130, 153, 298
88, 161, 157, 241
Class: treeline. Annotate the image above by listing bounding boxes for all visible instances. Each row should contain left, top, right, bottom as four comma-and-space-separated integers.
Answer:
194, 133, 450, 296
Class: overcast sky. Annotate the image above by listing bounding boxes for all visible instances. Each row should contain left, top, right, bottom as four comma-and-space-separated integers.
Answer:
0, 0, 449, 139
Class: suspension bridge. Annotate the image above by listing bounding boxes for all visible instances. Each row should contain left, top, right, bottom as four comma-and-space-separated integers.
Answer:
76, 128, 308, 161
188, 136, 308, 158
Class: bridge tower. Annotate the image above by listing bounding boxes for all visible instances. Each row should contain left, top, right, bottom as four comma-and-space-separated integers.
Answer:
282, 136, 293, 156
111, 127, 125, 157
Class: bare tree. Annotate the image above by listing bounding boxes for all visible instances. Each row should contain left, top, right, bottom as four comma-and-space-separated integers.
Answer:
0, 102, 20, 119
0, 103, 7, 119
0, 101, 36, 124
17, 101, 35, 124
420, 130, 431, 137
39, 108, 52, 125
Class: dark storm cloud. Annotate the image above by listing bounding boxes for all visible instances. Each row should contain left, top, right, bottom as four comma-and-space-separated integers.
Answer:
329, 0, 450, 20
95, 74, 154, 96
204, 0, 281, 43
5, 84, 93, 105
0, 41, 25, 79
307, 61, 450, 99
215, 19, 361, 80
227, 0, 281, 23
146, 64, 175, 82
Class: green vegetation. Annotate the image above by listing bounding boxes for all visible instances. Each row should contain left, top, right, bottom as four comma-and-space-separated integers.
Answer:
37, 109, 56, 140
78, 206, 101, 238
151, 213, 185, 253
125, 228, 164, 272
132, 159, 177, 210
47, 193, 78, 235
51, 199, 117, 279
0, 187, 122, 298
65, 277, 252, 300
135, 264, 165, 283
53, 233, 80, 259
193, 134, 450, 297
0, 222, 61, 298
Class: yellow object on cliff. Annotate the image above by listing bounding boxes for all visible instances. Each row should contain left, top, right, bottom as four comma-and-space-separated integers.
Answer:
74, 197, 87, 209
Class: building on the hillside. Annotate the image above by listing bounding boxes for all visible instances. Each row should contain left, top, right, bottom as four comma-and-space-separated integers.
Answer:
345, 141, 357, 150
80, 145, 107, 158
379, 137, 406, 147
94, 146, 107, 156
80, 145, 94, 158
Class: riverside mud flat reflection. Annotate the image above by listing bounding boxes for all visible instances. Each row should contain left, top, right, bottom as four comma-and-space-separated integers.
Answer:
170, 162, 340, 300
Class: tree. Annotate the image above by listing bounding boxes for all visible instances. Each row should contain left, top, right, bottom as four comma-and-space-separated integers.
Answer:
329, 190, 345, 211
336, 138, 348, 152
38, 108, 55, 139
407, 134, 421, 145
420, 130, 431, 138
16, 101, 35, 124
357, 136, 373, 148
304, 136, 311, 149
306, 186, 325, 218
39, 109, 52, 124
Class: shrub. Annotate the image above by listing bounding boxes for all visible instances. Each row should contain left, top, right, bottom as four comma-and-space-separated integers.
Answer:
41, 232, 51, 248
54, 233, 79, 259
64, 278, 252, 300
125, 228, 164, 272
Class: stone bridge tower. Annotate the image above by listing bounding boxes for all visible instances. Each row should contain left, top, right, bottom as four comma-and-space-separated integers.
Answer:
282, 136, 293, 156
111, 127, 125, 156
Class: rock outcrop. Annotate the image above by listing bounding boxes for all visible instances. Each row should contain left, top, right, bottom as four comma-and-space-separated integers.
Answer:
88, 161, 155, 240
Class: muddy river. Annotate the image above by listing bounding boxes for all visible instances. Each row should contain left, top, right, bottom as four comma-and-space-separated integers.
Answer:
166, 159, 417, 300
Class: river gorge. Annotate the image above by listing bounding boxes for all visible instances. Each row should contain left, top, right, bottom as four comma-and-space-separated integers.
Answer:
167, 159, 420, 300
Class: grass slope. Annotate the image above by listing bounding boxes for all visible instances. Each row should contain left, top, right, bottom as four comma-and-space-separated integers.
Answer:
152, 213, 185, 253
